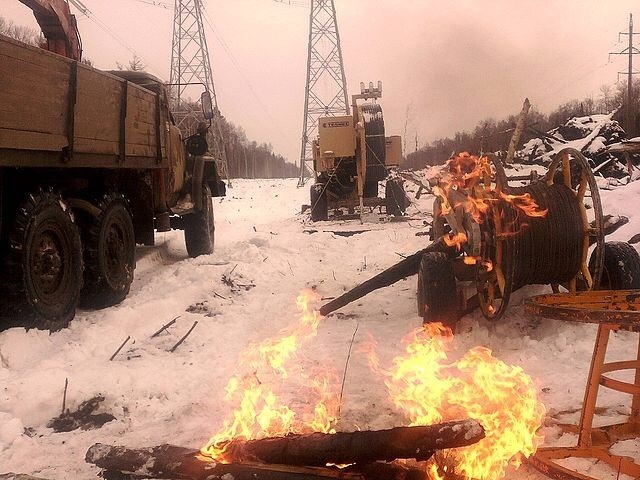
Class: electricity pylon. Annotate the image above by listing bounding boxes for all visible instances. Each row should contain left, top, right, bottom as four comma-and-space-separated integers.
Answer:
170, 0, 230, 184
298, 0, 349, 187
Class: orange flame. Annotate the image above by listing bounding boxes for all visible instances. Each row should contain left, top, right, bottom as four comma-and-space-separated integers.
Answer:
201, 290, 338, 462
444, 232, 468, 251
433, 152, 548, 261
499, 192, 548, 218
368, 324, 545, 480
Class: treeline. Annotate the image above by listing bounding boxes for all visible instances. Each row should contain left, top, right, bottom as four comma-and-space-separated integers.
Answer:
404, 81, 639, 170
0, 16, 41, 46
175, 102, 298, 179
218, 117, 298, 179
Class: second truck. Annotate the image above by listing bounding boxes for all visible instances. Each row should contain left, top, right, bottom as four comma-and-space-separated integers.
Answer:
0, 0, 225, 330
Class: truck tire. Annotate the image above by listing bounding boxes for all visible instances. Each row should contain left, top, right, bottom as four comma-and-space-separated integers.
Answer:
385, 178, 407, 216
589, 241, 640, 290
7, 190, 83, 330
417, 252, 459, 328
310, 183, 328, 222
184, 184, 214, 258
80, 194, 136, 309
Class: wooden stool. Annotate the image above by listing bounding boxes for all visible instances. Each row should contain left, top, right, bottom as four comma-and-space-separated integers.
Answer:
525, 290, 640, 480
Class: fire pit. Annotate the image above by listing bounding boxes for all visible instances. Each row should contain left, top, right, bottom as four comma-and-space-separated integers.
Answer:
85, 291, 546, 480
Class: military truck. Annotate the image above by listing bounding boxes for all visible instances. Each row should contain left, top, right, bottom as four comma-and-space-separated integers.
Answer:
309, 81, 406, 221
0, 34, 225, 330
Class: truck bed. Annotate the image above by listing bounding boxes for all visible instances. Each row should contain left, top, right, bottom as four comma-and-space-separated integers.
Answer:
0, 34, 169, 169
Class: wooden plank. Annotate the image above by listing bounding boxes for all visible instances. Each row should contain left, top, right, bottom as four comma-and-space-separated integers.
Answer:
0, 34, 72, 70
0, 35, 168, 167
0, 54, 69, 137
125, 143, 155, 157
0, 129, 67, 152
74, 137, 119, 156
74, 67, 121, 145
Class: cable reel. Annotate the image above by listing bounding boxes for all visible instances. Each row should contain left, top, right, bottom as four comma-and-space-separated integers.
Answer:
435, 148, 604, 321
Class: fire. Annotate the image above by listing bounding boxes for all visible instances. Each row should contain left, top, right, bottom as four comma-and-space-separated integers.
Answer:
499, 192, 547, 218
367, 324, 545, 480
201, 289, 338, 462
202, 288, 543, 480
444, 232, 468, 250
434, 153, 547, 250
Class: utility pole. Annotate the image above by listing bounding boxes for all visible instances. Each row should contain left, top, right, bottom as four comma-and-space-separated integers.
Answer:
610, 13, 640, 136
170, 0, 231, 185
298, 0, 349, 187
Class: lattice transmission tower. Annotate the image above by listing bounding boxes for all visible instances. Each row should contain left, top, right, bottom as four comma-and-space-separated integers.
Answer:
298, 0, 349, 186
170, 0, 230, 183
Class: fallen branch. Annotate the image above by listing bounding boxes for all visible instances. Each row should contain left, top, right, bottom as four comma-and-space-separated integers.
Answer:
320, 237, 454, 316
61, 378, 68, 415
109, 336, 131, 361
169, 321, 199, 353
150, 316, 180, 338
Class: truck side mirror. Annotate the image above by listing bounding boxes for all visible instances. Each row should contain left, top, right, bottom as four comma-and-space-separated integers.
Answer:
201, 91, 214, 120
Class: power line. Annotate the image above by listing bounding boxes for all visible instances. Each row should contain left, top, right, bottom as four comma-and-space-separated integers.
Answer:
67, 0, 164, 77
272, 0, 308, 8
130, 0, 172, 9
199, 2, 289, 140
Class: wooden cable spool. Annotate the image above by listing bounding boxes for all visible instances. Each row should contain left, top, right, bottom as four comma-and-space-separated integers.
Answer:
476, 148, 604, 320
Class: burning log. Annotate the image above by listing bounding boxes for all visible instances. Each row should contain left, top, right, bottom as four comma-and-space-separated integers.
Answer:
320, 237, 455, 316
222, 419, 484, 466
86, 420, 483, 480
86, 443, 429, 480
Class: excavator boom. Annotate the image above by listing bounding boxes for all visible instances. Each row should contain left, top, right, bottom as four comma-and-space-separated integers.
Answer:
18, 0, 82, 60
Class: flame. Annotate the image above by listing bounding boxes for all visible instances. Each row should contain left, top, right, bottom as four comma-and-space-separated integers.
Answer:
434, 153, 547, 254
444, 232, 468, 251
499, 192, 547, 218
368, 324, 545, 480
202, 287, 544, 480
201, 290, 338, 462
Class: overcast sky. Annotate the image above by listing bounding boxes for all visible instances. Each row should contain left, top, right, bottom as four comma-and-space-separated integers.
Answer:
5, 0, 640, 163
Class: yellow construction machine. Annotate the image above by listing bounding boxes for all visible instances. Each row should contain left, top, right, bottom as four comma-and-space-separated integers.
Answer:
309, 82, 406, 221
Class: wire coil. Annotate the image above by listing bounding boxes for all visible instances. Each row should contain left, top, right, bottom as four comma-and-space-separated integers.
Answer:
499, 181, 584, 291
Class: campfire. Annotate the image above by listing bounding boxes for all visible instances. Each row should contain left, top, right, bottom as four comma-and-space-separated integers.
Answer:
87, 291, 544, 479
87, 156, 550, 480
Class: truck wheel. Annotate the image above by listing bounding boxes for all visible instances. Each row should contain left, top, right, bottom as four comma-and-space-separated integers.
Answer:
589, 241, 640, 290
310, 183, 328, 222
385, 178, 407, 216
417, 252, 459, 328
80, 194, 136, 308
184, 184, 214, 258
7, 191, 83, 330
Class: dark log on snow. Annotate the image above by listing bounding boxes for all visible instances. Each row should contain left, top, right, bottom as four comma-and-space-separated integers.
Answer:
86, 444, 429, 480
86, 420, 483, 480
320, 237, 455, 316
224, 419, 484, 466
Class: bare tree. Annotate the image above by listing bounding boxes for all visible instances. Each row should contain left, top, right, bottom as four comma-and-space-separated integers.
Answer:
116, 55, 146, 71
0, 15, 42, 46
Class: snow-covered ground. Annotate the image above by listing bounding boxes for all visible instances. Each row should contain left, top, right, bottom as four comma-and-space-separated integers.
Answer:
1, 176, 640, 479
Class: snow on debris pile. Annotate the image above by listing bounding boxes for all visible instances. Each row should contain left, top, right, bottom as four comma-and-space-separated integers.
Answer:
518, 112, 628, 178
